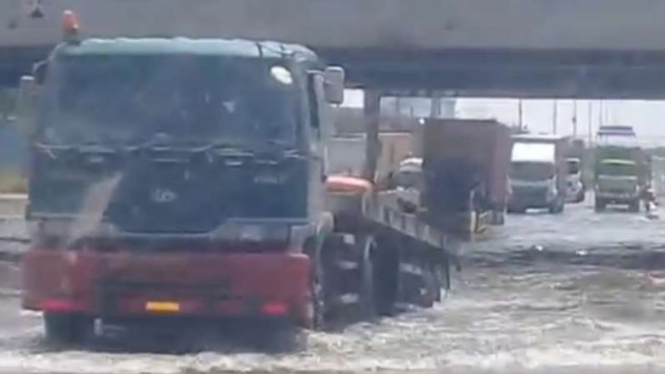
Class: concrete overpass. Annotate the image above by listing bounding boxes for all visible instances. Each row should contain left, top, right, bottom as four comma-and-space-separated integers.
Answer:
5, 0, 665, 98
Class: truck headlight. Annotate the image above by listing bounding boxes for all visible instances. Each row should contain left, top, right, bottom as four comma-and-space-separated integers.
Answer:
28, 219, 121, 244
28, 219, 70, 240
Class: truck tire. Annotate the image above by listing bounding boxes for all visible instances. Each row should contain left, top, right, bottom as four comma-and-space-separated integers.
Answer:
420, 263, 440, 308
44, 313, 94, 345
549, 197, 565, 214
595, 198, 606, 212
373, 242, 398, 317
629, 200, 640, 213
305, 235, 334, 330
575, 191, 586, 203
489, 210, 506, 225
358, 238, 377, 320
508, 206, 526, 214
309, 253, 327, 330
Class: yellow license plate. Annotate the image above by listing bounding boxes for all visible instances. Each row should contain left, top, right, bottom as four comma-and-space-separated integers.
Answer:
145, 301, 180, 312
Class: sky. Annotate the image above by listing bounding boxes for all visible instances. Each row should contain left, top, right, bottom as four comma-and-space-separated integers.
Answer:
342, 90, 665, 148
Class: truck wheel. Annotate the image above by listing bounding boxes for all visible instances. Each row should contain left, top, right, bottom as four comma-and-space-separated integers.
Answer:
508, 206, 525, 214
549, 198, 564, 214
304, 235, 328, 330
421, 263, 440, 308
359, 248, 377, 320
432, 265, 442, 305
309, 256, 327, 330
629, 200, 640, 213
44, 313, 94, 345
373, 244, 398, 317
489, 210, 505, 225
575, 191, 586, 203
358, 238, 377, 320
595, 198, 606, 212
254, 319, 305, 352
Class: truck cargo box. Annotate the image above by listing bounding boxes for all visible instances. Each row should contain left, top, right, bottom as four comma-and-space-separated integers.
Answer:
328, 133, 414, 181
421, 119, 512, 218
511, 134, 569, 186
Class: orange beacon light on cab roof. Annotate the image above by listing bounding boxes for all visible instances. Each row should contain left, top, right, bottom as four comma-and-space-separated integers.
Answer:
61, 10, 80, 41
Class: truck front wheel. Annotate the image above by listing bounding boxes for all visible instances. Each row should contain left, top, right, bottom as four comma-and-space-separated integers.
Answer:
549, 200, 564, 214
44, 313, 94, 345
357, 236, 377, 320
575, 190, 586, 203
308, 257, 326, 330
629, 200, 640, 213
595, 198, 606, 212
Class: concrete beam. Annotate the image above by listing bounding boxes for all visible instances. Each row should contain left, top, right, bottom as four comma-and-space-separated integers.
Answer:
3, 0, 665, 51
5, 0, 665, 98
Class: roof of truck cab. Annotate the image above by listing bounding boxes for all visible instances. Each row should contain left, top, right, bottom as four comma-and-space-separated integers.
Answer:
600, 159, 637, 165
512, 134, 567, 142
52, 38, 319, 61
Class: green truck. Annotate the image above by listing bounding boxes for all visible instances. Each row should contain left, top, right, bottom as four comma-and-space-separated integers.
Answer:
594, 145, 649, 212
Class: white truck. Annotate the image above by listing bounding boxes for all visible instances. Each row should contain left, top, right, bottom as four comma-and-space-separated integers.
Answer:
508, 135, 567, 214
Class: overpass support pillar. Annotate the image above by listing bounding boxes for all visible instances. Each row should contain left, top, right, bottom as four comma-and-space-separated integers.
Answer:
362, 90, 381, 181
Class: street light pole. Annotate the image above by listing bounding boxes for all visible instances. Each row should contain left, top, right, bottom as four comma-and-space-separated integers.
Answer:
552, 100, 558, 134
587, 101, 593, 145
572, 100, 578, 137
518, 99, 524, 131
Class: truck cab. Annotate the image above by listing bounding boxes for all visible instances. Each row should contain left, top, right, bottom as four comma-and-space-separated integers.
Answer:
17, 12, 346, 343
566, 157, 585, 203
594, 158, 641, 212
593, 127, 646, 212
508, 135, 566, 214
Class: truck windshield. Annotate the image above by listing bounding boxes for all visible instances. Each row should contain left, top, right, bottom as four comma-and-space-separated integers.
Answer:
511, 161, 555, 181
598, 161, 636, 177
39, 55, 301, 147
394, 169, 422, 189
567, 159, 580, 174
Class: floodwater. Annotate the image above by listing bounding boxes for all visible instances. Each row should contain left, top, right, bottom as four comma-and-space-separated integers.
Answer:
1, 198, 665, 373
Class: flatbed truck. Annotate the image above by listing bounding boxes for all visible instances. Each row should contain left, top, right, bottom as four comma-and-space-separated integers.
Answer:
18, 11, 455, 343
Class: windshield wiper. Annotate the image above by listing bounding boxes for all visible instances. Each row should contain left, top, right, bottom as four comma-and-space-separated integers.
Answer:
125, 133, 176, 152
194, 139, 244, 152
35, 142, 117, 159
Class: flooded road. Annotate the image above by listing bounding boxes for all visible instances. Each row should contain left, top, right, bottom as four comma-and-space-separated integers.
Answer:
1, 199, 665, 373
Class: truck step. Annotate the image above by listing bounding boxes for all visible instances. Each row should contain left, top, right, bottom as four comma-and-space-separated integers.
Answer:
341, 234, 356, 246
335, 293, 360, 305
336, 260, 360, 270
399, 262, 424, 276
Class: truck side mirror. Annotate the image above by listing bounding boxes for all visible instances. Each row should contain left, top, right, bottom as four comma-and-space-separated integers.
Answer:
323, 66, 345, 105
33, 61, 48, 85
16, 76, 38, 136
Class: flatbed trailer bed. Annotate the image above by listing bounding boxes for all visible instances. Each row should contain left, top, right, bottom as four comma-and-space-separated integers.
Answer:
324, 178, 457, 316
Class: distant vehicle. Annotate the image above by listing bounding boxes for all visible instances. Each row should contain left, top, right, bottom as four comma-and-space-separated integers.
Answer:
393, 157, 423, 214
596, 125, 639, 147
597, 125, 636, 137
594, 145, 649, 212
566, 157, 585, 203
508, 135, 568, 214
420, 119, 512, 235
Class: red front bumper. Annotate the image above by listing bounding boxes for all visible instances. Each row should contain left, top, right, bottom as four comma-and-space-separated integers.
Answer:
22, 248, 312, 326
